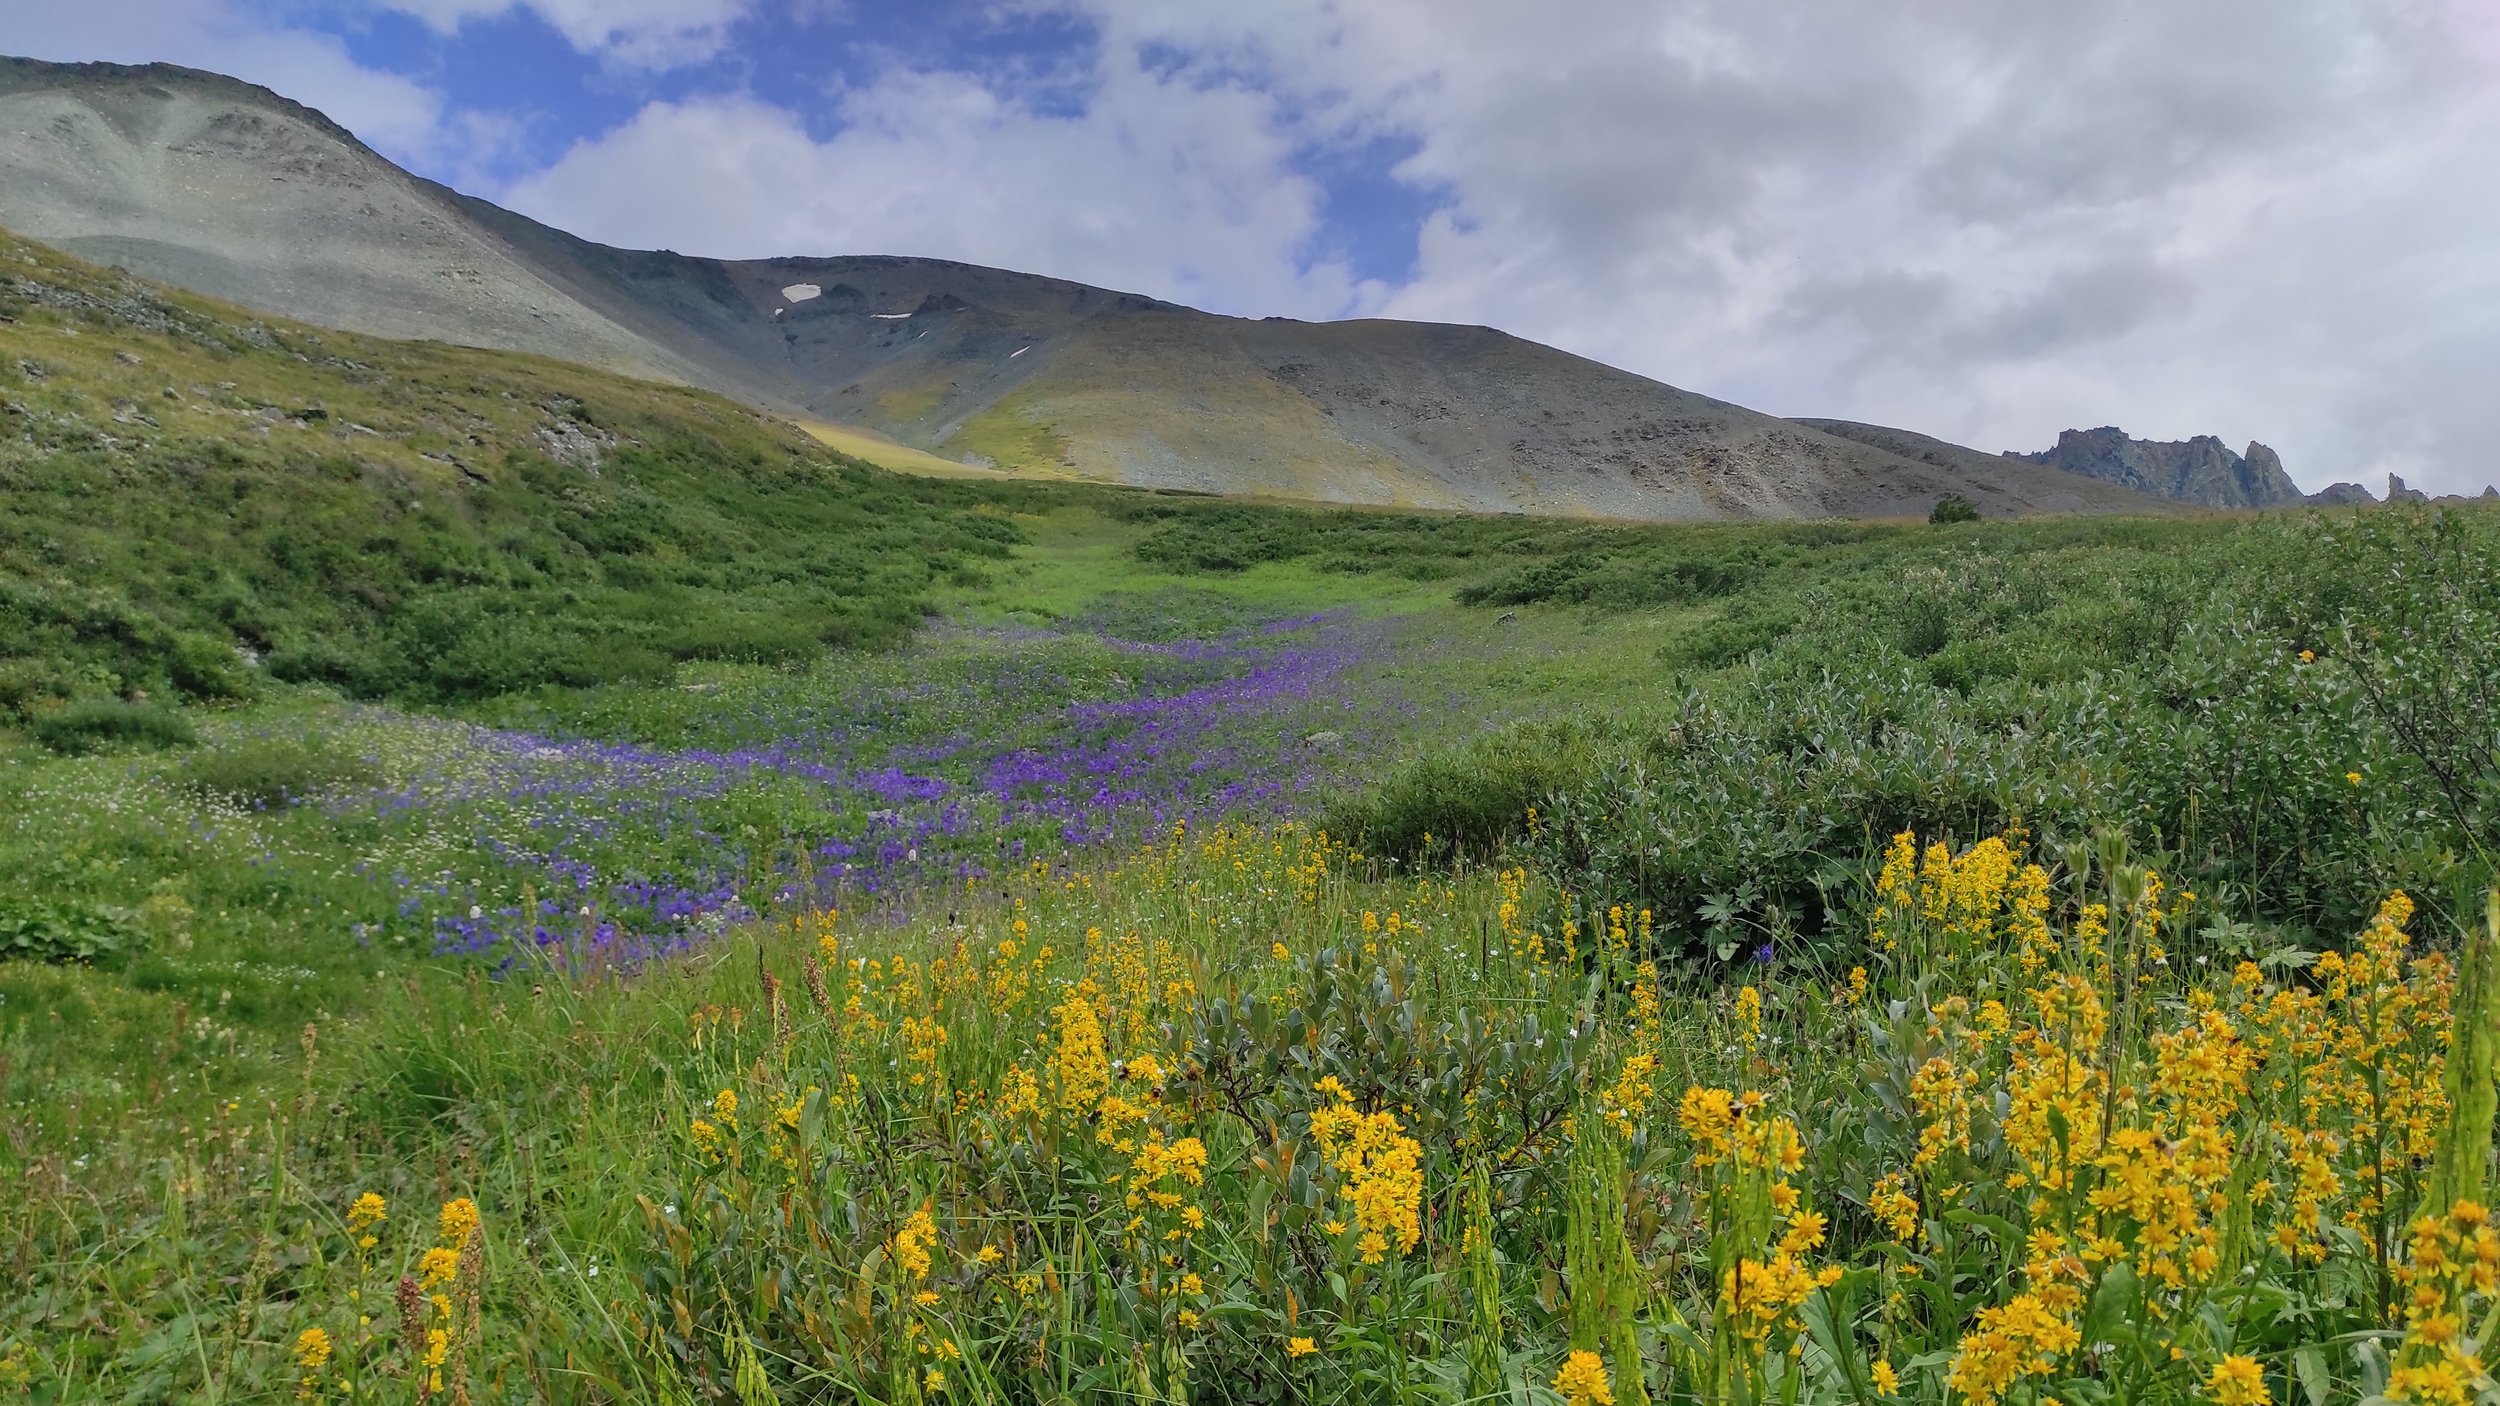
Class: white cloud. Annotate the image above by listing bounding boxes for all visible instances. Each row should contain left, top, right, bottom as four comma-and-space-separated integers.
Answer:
383, 0, 757, 69
499, 56, 1382, 318
1054, 1, 2500, 492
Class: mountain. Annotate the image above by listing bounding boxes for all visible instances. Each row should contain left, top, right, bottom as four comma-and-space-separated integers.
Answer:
2307, 481, 2378, 506
0, 55, 2169, 522
1793, 419, 2057, 492
2002, 426, 2304, 509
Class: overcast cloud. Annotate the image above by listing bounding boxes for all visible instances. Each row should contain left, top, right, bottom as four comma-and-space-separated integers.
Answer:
6, 0, 2497, 492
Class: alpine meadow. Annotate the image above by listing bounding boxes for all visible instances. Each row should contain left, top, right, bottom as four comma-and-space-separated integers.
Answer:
4, 30, 2500, 1406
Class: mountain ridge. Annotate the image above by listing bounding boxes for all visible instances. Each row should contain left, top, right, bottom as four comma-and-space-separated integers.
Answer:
0, 54, 2174, 522
2005, 426, 2304, 509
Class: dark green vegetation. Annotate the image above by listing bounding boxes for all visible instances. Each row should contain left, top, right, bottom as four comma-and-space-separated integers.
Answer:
1092, 487, 2500, 954
1200, 502, 2500, 954
0, 233, 1035, 721
1928, 492, 1981, 523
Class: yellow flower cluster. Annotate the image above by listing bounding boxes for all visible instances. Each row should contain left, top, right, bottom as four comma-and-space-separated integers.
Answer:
1552, 1348, 1615, 1406
1679, 1084, 1834, 1352
1676, 1087, 1802, 1176
1869, 1171, 1920, 1243
894, 1205, 938, 1281
1870, 829, 2050, 966
1908, 1055, 1976, 1176
292, 1326, 331, 1400
2387, 1200, 2500, 1403
1311, 1082, 1424, 1263
1600, 1053, 1658, 1136
346, 1191, 387, 1253
2208, 1354, 2271, 1406
1944, 1293, 2081, 1406
993, 1062, 1040, 1119
1052, 983, 1111, 1115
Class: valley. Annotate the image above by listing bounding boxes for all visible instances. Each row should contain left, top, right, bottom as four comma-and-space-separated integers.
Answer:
2, 48, 2497, 1406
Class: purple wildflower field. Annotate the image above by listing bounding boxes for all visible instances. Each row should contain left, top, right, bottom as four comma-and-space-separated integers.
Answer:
307, 611, 1412, 963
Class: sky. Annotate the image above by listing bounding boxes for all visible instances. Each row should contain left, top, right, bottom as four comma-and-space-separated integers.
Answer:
7, 0, 2500, 494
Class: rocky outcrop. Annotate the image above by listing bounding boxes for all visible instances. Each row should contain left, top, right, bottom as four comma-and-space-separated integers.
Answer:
2306, 481, 2376, 506
2005, 427, 2306, 509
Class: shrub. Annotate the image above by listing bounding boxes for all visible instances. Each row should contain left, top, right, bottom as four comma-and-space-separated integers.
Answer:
1929, 493, 1981, 524
31, 698, 195, 755
1324, 715, 1616, 859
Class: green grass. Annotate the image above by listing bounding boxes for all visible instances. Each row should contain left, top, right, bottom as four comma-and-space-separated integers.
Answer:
950, 395, 1075, 470
0, 231, 1039, 719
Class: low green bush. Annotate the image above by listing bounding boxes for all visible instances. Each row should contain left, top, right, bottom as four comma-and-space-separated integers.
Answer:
0, 899, 140, 965
1323, 715, 1617, 860
1329, 505, 2500, 957
30, 697, 195, 754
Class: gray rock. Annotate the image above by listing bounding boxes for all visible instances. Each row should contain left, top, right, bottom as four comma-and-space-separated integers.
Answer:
2004, 427, 2305, 509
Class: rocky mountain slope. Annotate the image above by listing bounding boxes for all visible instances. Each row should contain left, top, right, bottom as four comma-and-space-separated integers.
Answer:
2002, 427, 2304, 509
0, 55, 2170, 522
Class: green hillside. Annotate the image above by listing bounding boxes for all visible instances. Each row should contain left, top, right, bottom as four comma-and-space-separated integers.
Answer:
0, 230, 1030, 723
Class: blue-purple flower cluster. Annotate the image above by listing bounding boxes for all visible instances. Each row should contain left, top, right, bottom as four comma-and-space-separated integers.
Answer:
332, 612, 1405, 964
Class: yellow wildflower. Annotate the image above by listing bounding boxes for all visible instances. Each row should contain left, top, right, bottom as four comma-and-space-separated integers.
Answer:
437, 1197, 480, 1248
2208, 1355, 2270, 1406
417, 1246, 461, 1291
895, 1205, 938, 1280
347, 1192, 387, 1251
1553, 1349, 1615, 1406
1052, 986, 1110, 1114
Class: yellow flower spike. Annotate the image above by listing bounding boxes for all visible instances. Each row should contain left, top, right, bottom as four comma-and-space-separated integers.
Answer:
894, 1205, 938, 1279
436, 1197, 480, 1249
1553, 1349, 1614, 1406
417, 1247, 460, 1291
292, 1327, 332, 1369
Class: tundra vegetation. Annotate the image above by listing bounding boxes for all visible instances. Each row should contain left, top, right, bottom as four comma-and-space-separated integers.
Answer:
6, 233, 2500, 1404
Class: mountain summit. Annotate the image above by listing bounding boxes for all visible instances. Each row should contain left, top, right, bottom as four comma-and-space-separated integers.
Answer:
0, 55, 2169, 521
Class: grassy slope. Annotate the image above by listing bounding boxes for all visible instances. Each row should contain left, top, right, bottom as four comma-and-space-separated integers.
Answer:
0, 230, 1035, 717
